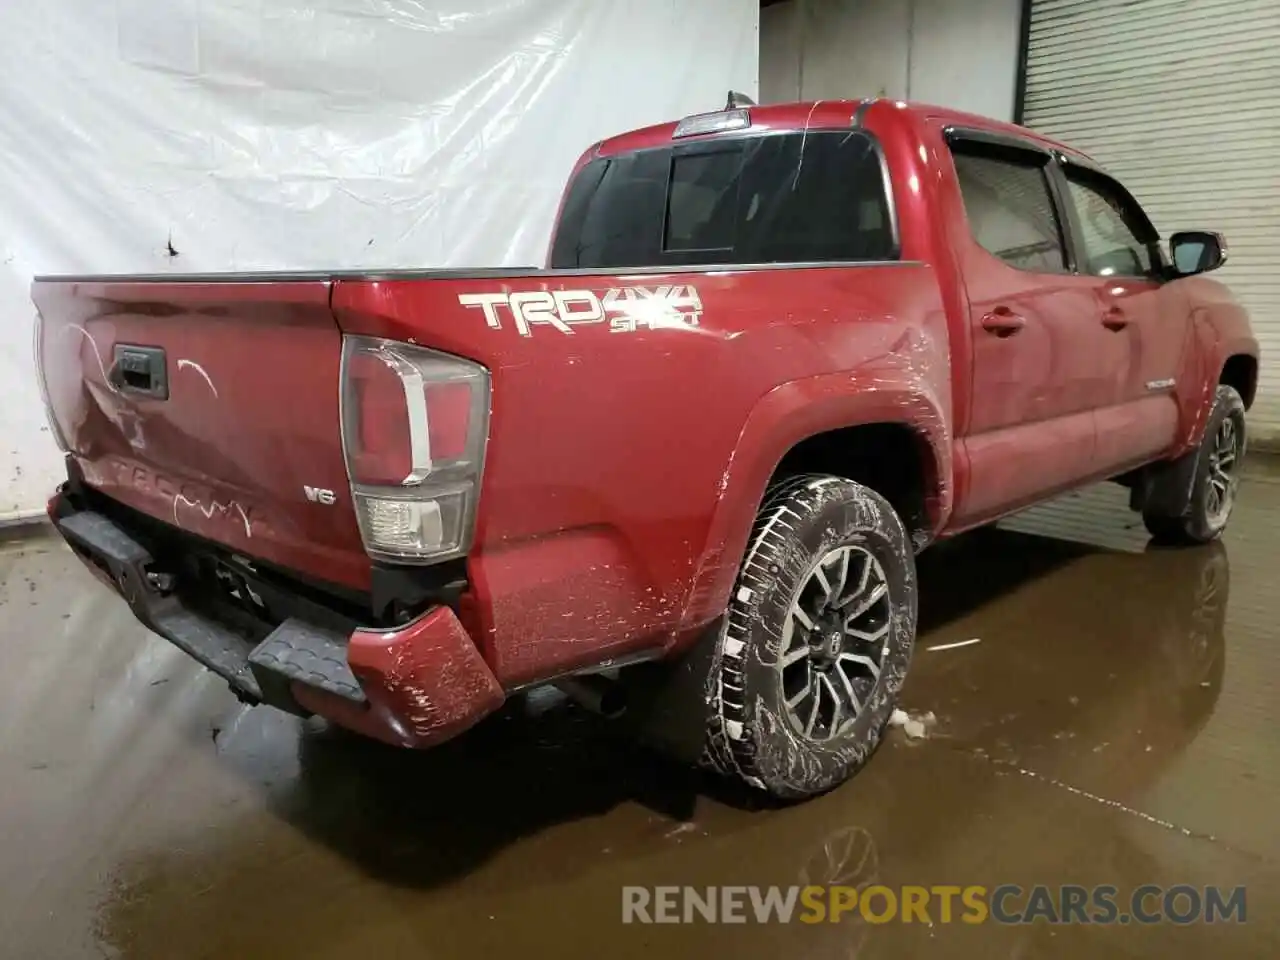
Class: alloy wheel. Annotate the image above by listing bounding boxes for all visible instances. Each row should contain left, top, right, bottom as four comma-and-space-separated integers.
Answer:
778, 545, 892, 741
1205, 415, 1242, 525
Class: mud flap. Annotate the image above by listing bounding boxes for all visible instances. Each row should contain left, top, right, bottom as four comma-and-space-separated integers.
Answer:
614, 618, 724, 766
1129, 446, 1202, 519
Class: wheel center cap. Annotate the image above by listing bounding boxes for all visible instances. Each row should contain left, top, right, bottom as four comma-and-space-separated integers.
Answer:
811, 625, 842, 665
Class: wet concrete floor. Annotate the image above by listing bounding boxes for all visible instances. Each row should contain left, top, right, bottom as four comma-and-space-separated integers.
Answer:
3, 466, 1280, 958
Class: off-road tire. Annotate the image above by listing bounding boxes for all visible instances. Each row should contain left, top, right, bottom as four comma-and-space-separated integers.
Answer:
1144, 385, 1246, 545
702, 475, 918, 800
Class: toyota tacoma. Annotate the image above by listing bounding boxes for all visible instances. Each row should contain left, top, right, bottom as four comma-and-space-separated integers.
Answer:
32, 96, 1258, 799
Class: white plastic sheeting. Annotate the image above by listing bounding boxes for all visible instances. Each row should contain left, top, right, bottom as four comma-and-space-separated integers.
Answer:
0, 0, 759, 520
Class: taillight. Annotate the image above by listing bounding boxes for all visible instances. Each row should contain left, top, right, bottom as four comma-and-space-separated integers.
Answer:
340, 336, 490, 563
347, 350, 414, 486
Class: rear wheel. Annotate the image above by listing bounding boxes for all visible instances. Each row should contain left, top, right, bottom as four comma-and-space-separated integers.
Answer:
702, 475, 918, 800
1143, 385, 1246, 544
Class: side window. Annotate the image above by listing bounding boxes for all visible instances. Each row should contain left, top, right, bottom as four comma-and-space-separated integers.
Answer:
556, 151, 670, 268
729, 131, 896, 263
1063, 171, 1156, 278
950, 146, 1067, 273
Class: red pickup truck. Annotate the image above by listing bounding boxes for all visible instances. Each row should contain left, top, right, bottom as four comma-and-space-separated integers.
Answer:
33, 97, 1258, 799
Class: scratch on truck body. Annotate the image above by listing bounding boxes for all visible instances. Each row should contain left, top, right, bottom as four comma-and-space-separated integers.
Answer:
176, 359, 218, 398
64, 323, 118, 394
172, 493, 252, 538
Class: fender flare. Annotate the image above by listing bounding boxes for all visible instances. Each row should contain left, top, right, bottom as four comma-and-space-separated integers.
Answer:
1175, 312, 1257, 454
674, 372, 952, 636
1208, 335, 1259, 411
1140, 332, 1257, 517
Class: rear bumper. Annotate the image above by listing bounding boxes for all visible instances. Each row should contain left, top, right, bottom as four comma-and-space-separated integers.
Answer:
48, 490, 503, 748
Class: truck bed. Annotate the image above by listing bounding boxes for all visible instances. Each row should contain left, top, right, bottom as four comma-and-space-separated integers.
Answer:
33, 259, 949, 689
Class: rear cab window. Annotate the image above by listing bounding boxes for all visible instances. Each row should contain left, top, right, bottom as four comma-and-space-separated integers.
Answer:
550, 130, 898, 269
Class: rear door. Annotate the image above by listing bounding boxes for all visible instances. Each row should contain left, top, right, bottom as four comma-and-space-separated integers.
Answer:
1053, 162, 1185, 470
945, 133, 1126, 524
33, 277, 370, 591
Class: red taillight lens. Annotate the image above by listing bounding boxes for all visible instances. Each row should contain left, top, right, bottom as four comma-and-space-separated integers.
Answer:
425, 381, 472, 461
348, 351, 412, 486
340, 337, 490, 563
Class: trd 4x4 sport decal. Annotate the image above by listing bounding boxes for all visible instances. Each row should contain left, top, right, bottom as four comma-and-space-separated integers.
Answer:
458, 285, 702, 337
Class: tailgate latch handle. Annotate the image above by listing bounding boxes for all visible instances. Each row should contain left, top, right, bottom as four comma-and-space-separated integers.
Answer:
110, 345, 169, 400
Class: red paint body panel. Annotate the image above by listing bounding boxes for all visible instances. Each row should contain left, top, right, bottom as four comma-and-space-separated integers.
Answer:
292, 606, 504, 748
1169, 277, 1257, 453
33, 280, 372, 592
332, 261, 952, 684
30, 99, 1260, 748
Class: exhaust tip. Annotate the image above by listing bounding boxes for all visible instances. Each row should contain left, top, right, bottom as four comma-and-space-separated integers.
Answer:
554, 675, 627, 719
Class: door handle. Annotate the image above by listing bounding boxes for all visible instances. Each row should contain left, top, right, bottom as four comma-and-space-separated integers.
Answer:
980, 309, 1026, 338
1102, 306, 1129, 331
110, 344, 170, 399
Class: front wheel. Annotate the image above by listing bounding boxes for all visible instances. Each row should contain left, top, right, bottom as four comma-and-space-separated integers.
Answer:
702, 475, 918, 800
1144, 384, 1246, 544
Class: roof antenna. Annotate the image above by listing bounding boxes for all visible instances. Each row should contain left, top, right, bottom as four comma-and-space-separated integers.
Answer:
725, 90, 756, 109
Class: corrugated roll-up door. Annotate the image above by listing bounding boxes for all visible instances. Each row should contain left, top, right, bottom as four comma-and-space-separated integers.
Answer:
1023, 0, 1280, 439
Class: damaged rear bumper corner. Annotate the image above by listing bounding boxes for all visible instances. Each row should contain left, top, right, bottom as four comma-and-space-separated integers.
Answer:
49, 489, 504, 749
290, 607, 505, 749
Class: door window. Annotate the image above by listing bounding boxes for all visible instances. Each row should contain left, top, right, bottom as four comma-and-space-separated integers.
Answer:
950, 145, 1068, 273
1062, 170, 1157, 278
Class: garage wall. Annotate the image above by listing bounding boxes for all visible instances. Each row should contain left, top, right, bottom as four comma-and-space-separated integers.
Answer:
1022, 0, 1280, 440
760, 0, 1022, 121
0, 0, 758, 521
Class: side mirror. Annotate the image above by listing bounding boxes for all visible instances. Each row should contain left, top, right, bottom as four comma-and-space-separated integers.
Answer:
1170, 231, 1228, 276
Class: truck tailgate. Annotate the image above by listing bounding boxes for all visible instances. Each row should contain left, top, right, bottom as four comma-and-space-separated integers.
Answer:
32, 278, 370, 591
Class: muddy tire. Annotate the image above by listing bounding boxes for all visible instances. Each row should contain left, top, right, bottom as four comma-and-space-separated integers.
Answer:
702, 475, 918, 800
1143, 385, 1246, 545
